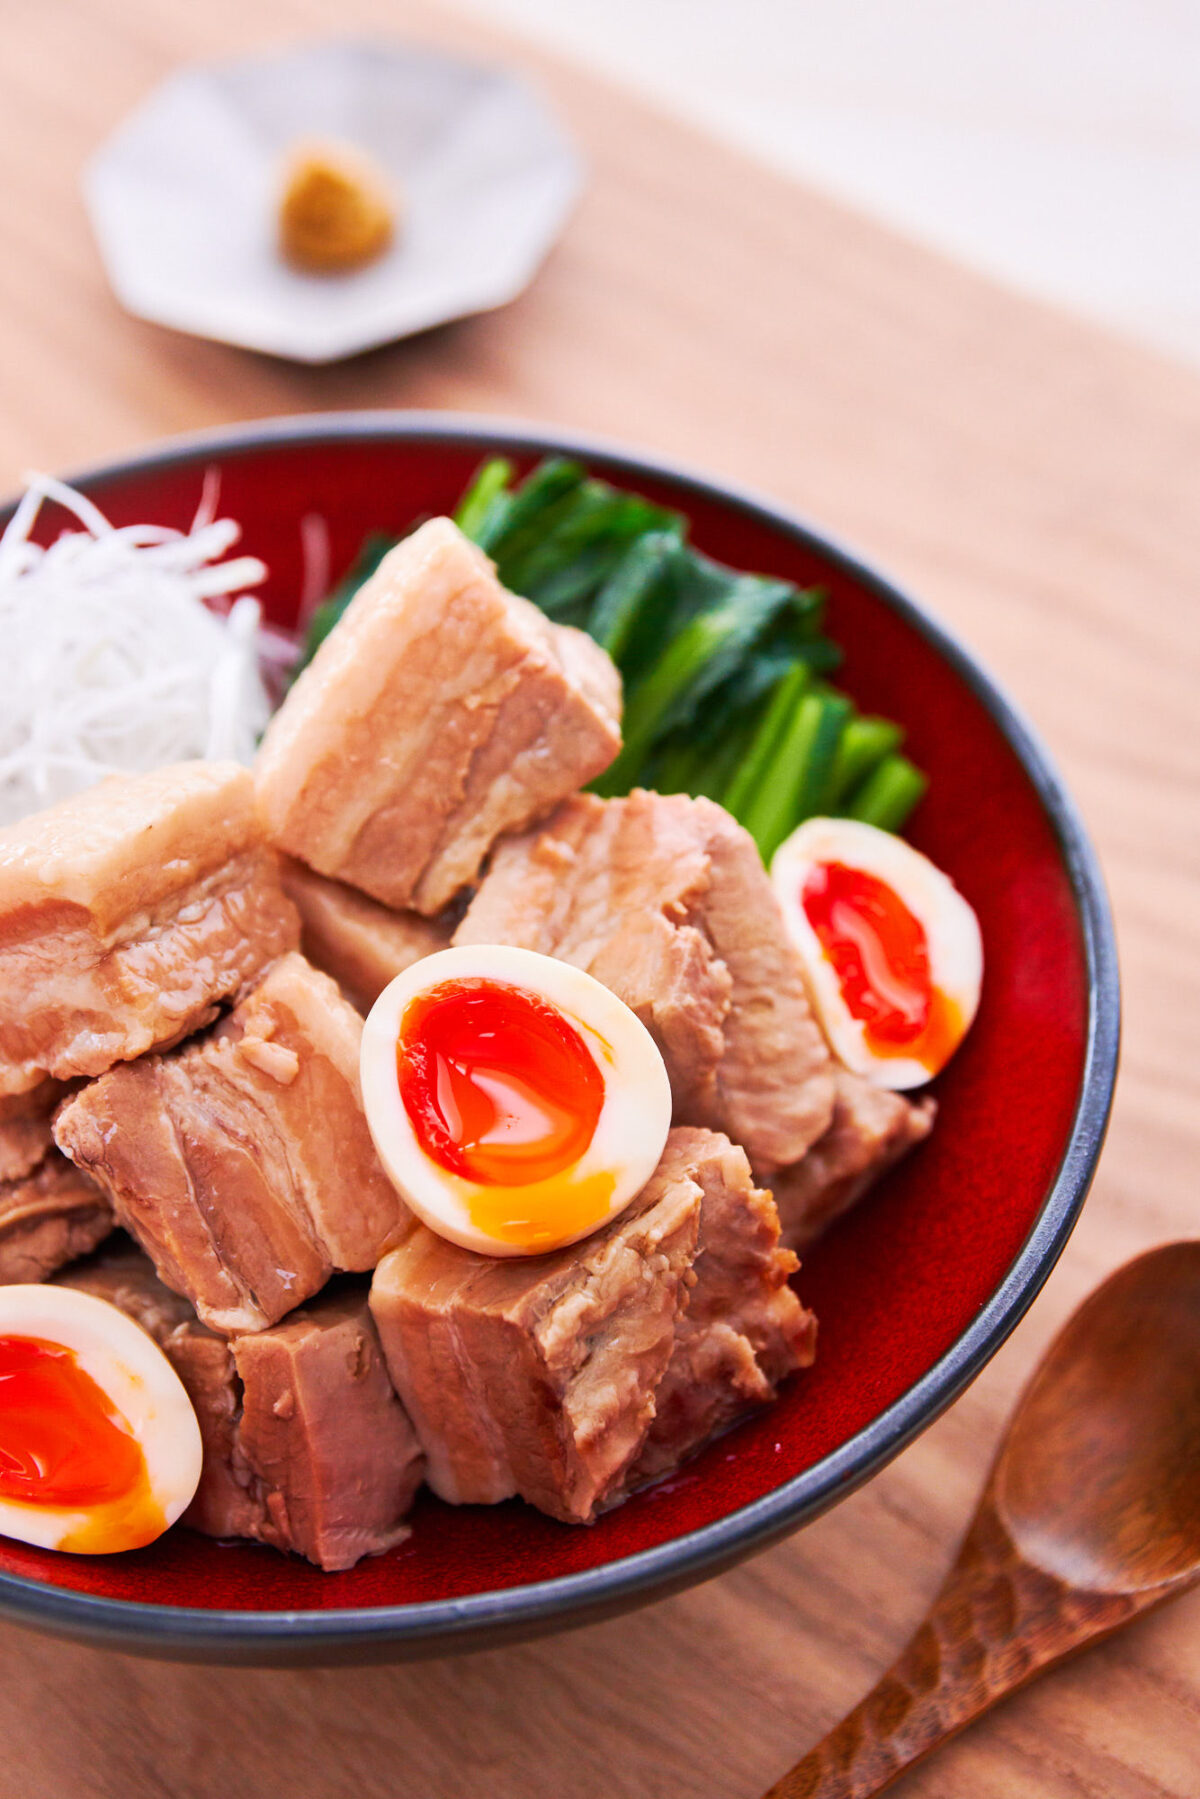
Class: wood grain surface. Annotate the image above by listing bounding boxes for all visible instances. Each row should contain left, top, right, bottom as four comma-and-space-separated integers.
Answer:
1, 2, 1199, 1794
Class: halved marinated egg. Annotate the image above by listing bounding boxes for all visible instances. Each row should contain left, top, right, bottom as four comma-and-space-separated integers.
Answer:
771, 817, 982, 1090
0, 1285, 202, 1554
361, 944, 673, 1256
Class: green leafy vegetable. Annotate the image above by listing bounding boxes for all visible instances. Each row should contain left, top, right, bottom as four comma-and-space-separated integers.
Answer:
513, 489, 668, 616
472, 457, 584, 559
589, 530, 684, 660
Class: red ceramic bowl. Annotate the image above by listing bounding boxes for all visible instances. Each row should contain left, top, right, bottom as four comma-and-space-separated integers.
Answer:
0, 415, 1118, 1664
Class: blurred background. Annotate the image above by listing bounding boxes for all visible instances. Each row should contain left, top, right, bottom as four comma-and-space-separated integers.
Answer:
458, 0, 1200, 368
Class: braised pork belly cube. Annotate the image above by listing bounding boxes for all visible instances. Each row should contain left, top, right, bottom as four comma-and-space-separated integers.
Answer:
0, 762, 299, 1100
371, 1127, 814, 1524
54, 953, 410, 1334
229, 1289, 423, 1569
0, 1152, 113, 1284
58, 1248, 422, 1570
771, 1069, 936, 1252
371, 1135, 703, 1523
280, 857, 453, 1014
456, 791, 835, 1175
0, 1079, 70, 1183
255, 518, 622, 917
615, 1128, 816, 1497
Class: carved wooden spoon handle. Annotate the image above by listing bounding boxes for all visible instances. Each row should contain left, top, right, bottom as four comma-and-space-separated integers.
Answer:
761, 1500, 1142, 1799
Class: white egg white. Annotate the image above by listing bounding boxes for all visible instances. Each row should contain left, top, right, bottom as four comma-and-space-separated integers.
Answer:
0, 1284, 203, 1553
771, 817, 983, 1090
360, 944, 673, 1257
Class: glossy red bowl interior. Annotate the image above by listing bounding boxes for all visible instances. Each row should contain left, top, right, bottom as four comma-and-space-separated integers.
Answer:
0, 416, 1117, 1663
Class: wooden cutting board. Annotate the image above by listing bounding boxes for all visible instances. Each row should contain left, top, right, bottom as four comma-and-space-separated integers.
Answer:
1, 3, 1198, 1794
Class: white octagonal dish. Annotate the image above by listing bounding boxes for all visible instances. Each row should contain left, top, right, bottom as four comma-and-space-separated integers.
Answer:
85, 39, 583, 363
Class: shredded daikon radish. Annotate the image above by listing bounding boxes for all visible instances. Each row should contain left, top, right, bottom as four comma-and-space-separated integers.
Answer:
0, 475, 280, 828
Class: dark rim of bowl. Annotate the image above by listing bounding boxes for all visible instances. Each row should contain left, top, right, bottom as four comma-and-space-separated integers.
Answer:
0, 413, 1120, 1660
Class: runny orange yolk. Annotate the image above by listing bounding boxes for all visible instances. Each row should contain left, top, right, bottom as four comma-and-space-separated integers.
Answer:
0, 1335, 163, 1551
397, 978, 605, 1188
801, 861, 960, 1071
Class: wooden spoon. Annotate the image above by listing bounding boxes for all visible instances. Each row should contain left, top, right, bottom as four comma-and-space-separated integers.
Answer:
763, 1240, 1200, 1799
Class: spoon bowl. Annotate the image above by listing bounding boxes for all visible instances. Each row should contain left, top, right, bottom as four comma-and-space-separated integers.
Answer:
766, 1241, 1200, 1799
997, 1240, 1200, 1594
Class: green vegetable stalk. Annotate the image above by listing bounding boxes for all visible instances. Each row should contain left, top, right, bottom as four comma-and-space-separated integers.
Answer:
843, 755, 929, 832
740, 692, 853, 863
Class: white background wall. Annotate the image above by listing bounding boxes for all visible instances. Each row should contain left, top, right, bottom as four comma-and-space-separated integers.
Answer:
455, 0, 1200, 369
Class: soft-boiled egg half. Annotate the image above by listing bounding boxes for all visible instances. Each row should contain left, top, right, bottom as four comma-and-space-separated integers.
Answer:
361, 944, 673, 1256
0, 1285, 202, 1554
772, 817, 982, 1090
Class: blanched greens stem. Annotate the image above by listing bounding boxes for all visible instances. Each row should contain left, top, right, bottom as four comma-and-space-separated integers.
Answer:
720, 661, 812, 822
453, 459, 514, 539
741, 692, 851, 861
827, 714, 904, 810
843, 754, 929, 831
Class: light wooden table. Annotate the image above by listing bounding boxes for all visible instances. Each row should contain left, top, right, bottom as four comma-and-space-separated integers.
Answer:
2, 3, 1198, 1795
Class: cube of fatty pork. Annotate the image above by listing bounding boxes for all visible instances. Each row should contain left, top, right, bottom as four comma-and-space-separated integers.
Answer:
456, 791, 836, 1175
254, 518, 623, 917
58, 1248, 422, 1570
0, 1152, 112, 1284
370, 1127, 814, 1524
54, 953, 410, 1334
279, 856, 453, 1014
372, 1149, 699, 1523
771, 1069, 936, 1252
0, 762, 298, 1100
